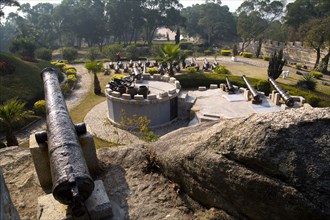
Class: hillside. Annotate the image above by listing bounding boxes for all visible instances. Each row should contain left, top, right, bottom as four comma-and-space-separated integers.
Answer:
0, 52, 51, 108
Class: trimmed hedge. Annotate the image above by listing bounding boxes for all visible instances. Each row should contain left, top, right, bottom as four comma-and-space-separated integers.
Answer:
310, 71, 323, 79
204, 50, 212, 55
213, 65, 230, 75
242, 52, 253, 58
221, 49, 231, 56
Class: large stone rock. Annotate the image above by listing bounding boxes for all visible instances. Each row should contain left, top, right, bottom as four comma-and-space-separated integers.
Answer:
151, 107, 330, 220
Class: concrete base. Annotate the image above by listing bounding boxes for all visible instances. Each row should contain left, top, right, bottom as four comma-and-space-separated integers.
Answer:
37, 180, 112, 220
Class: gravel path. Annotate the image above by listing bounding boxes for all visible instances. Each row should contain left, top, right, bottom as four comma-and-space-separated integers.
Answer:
14, 64, 92, 144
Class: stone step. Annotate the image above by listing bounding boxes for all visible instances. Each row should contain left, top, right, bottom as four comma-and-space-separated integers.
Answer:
200, 116, 220, 122
203, 113, 221, 119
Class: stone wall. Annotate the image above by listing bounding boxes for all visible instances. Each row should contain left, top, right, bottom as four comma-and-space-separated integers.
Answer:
241, 41, 330, 68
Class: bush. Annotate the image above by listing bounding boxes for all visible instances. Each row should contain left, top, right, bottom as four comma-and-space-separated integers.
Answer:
147, 67, 158, 75
256, 80, 271, 96
0, 61, 15, 76
60, 83, 71, 97
35, 48, 52, 61
9, 38, 36, 57
186, 66, 197, 74
242, 52, 253, 58
183, 50, 193, 56
305, 94, 320, 107
263, 56, 271, 61
87, 48, 100, 61
63, 65, 77, 71
296, 73, 317, 90
55, 62, 66, 70
65, 69, 77, 76
62, 47, 78, 62
204, 50, 212, 55
296, 63, 302, 70
214, 64, 230, 74
33, 100, 46, 116
125, 45, 140, 60
232, 44, 238, 57
310, 71, 323, 79
103, 44, 124, 61
67, 74, 77, 88
179, 42, 194, 50
221, 49, 231, 56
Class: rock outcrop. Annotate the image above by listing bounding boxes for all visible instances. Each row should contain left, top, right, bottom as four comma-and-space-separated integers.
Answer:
152, 107, 330, 220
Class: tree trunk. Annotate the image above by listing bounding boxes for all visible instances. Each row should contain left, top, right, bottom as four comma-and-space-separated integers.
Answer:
314, 47, 321, 69
94, 73, 101, 95
317, 49, 330, 74
256, 39, 263, 58
169, 63, 174, 76
6, 127, 18, 147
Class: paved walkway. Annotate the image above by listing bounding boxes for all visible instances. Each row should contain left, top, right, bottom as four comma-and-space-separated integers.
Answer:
14, 64, 92, 144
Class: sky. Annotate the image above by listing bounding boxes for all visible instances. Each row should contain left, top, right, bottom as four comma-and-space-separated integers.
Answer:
2, 0, 246, 17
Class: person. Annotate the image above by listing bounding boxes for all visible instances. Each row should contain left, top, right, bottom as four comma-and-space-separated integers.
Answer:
115, 51, 121, 61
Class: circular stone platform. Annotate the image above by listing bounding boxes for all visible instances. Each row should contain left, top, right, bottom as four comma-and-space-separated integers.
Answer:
105, 75, 181, 128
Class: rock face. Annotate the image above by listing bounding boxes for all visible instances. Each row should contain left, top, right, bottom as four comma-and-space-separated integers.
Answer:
152, 107, 330, 220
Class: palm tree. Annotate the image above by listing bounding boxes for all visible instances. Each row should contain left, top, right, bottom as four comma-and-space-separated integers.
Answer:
0, 99, 35, 146
85, 61, 103, 95
158, 44, 181, 76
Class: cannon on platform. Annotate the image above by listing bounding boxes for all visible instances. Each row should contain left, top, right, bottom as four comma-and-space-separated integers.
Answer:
203, 58, 210, 70
36, 68, 94, 217
225, 76, 235, 94
242, 75, 261, 104
269, 77, 294, 107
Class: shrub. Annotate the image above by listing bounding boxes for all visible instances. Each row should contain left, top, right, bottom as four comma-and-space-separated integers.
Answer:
147, 67, 158, 75
0, 141, 6, 149
33, 100, 46, 116
21, 56, 38, 62
103, 44, 124, 61
183, 50, 193, 56
60, 83, 71, 97
221, 49, 231, 56
242, 52, 253, 58
310, 71, 323, 79
126, 45, 140, 60
35, 48, 52, 61
87, 48, 100, 61
296, 63, 302, 70
110, 74, 125, 80
305, 94, 320, 107
256, 80, 271, 96
0, 61, 15, 76
63, 65, 77, 72
9, 38, 36, 57
232, 44, 238, 57
62, 47, 78, 62
55, 62, 66, 70
179, 42, 194, 50
204, 50, 212, 55
67, 74, 77, 88
186, 66, 197, 74
65, 69, 77, 76
263, 56, 271, 61
296, 73, 316, 90
214, 64, 230, 74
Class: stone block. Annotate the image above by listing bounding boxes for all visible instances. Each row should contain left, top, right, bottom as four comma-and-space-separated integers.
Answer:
147, 94, 157, 100
111, 91, 121, 97
162, 75, 170, 82
210, 84, 218, 89
142, 73, 151, 80
79, 132, 99, 175
37, 180, 112, 220
169, 77, 176, 83
122, 93, 131, 100
159, 92, 168, 98
274, 93, 281, 105
198, 86, 207, 91
153, 74, 161, 80
168, 89, 176, 95
134, 95, 144, 100
220, 83, 226, 91
175, 80, 181, 89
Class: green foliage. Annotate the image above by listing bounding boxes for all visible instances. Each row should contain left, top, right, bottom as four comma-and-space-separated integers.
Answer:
60, 83, 71, 97
267, 50, 285, 80
263, 55, 271, 61
221, 49, 231, 56
103, 44, 124, 61
109, 74, 125, 80
67, 74, 77, 88
179, 42, 194, 50
296, 63, 302, 70
65, 69, 77, 76
232, 44, 238, 56
33, 100, 46, 116
256, 80, 271, 96
87, 48, 100, 61
126, 45, 140, 60
9, 38, 36, 57
62, 47, 78, 62
186, 66, 197, 74
280, 84, 323, 107
214, 64, 230, 74
0, 60, 15, 76
296, 73, 317, 90
158, 44, 181, 76
310, 71, 323, 79
242, 52, 253, 58
0, 141, 6, 149
147, 67, 158, 75
183, 50, 193, 56
85, 61, 104, 74
204, 50, 212, 55
63, 65, 77, 71
35, 48, 52, 61
120, 110, 158, 142
55, 62, 66, 70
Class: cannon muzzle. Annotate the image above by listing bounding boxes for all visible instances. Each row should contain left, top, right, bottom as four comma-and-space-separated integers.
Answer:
269, 77, 294, 107
225, 76, 235, 94
242, 75, 261, 103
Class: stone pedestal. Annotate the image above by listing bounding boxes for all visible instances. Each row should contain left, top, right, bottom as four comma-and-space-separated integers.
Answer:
37, 180, 112, 220
29, 132, 99, 189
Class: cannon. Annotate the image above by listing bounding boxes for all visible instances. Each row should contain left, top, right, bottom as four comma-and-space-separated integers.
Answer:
268, 77, 294, 107
242, 75, 261, 103
37, 68, 94, 216
114, 65, 120, 73
203, 58, 210, 70
225, 76, 235, 94
109, 62, 114, 69
129, 60, 134, 68
145, 58, 150, 67
211, 59, 219, 70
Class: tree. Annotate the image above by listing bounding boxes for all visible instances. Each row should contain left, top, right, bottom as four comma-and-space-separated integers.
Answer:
85, 61, 103, 95
268, 50, 285, 80
175, 28, 180, 45
0, 0, 19, 17
9, 38, 36, 57
157, 44, 180, 76
0, 99, 35, 146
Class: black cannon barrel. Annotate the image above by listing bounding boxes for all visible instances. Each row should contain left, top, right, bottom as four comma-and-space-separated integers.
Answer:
225, 76, 235, 94
269, 77, 294, 107
242, 75, 260, 102
40, 68, 94, 207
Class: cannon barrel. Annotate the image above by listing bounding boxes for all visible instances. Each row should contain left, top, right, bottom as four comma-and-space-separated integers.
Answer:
225, 76, 235, 94
268, 77, 294, 107
39, 68, 94, 210
242, 75, 260, 102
